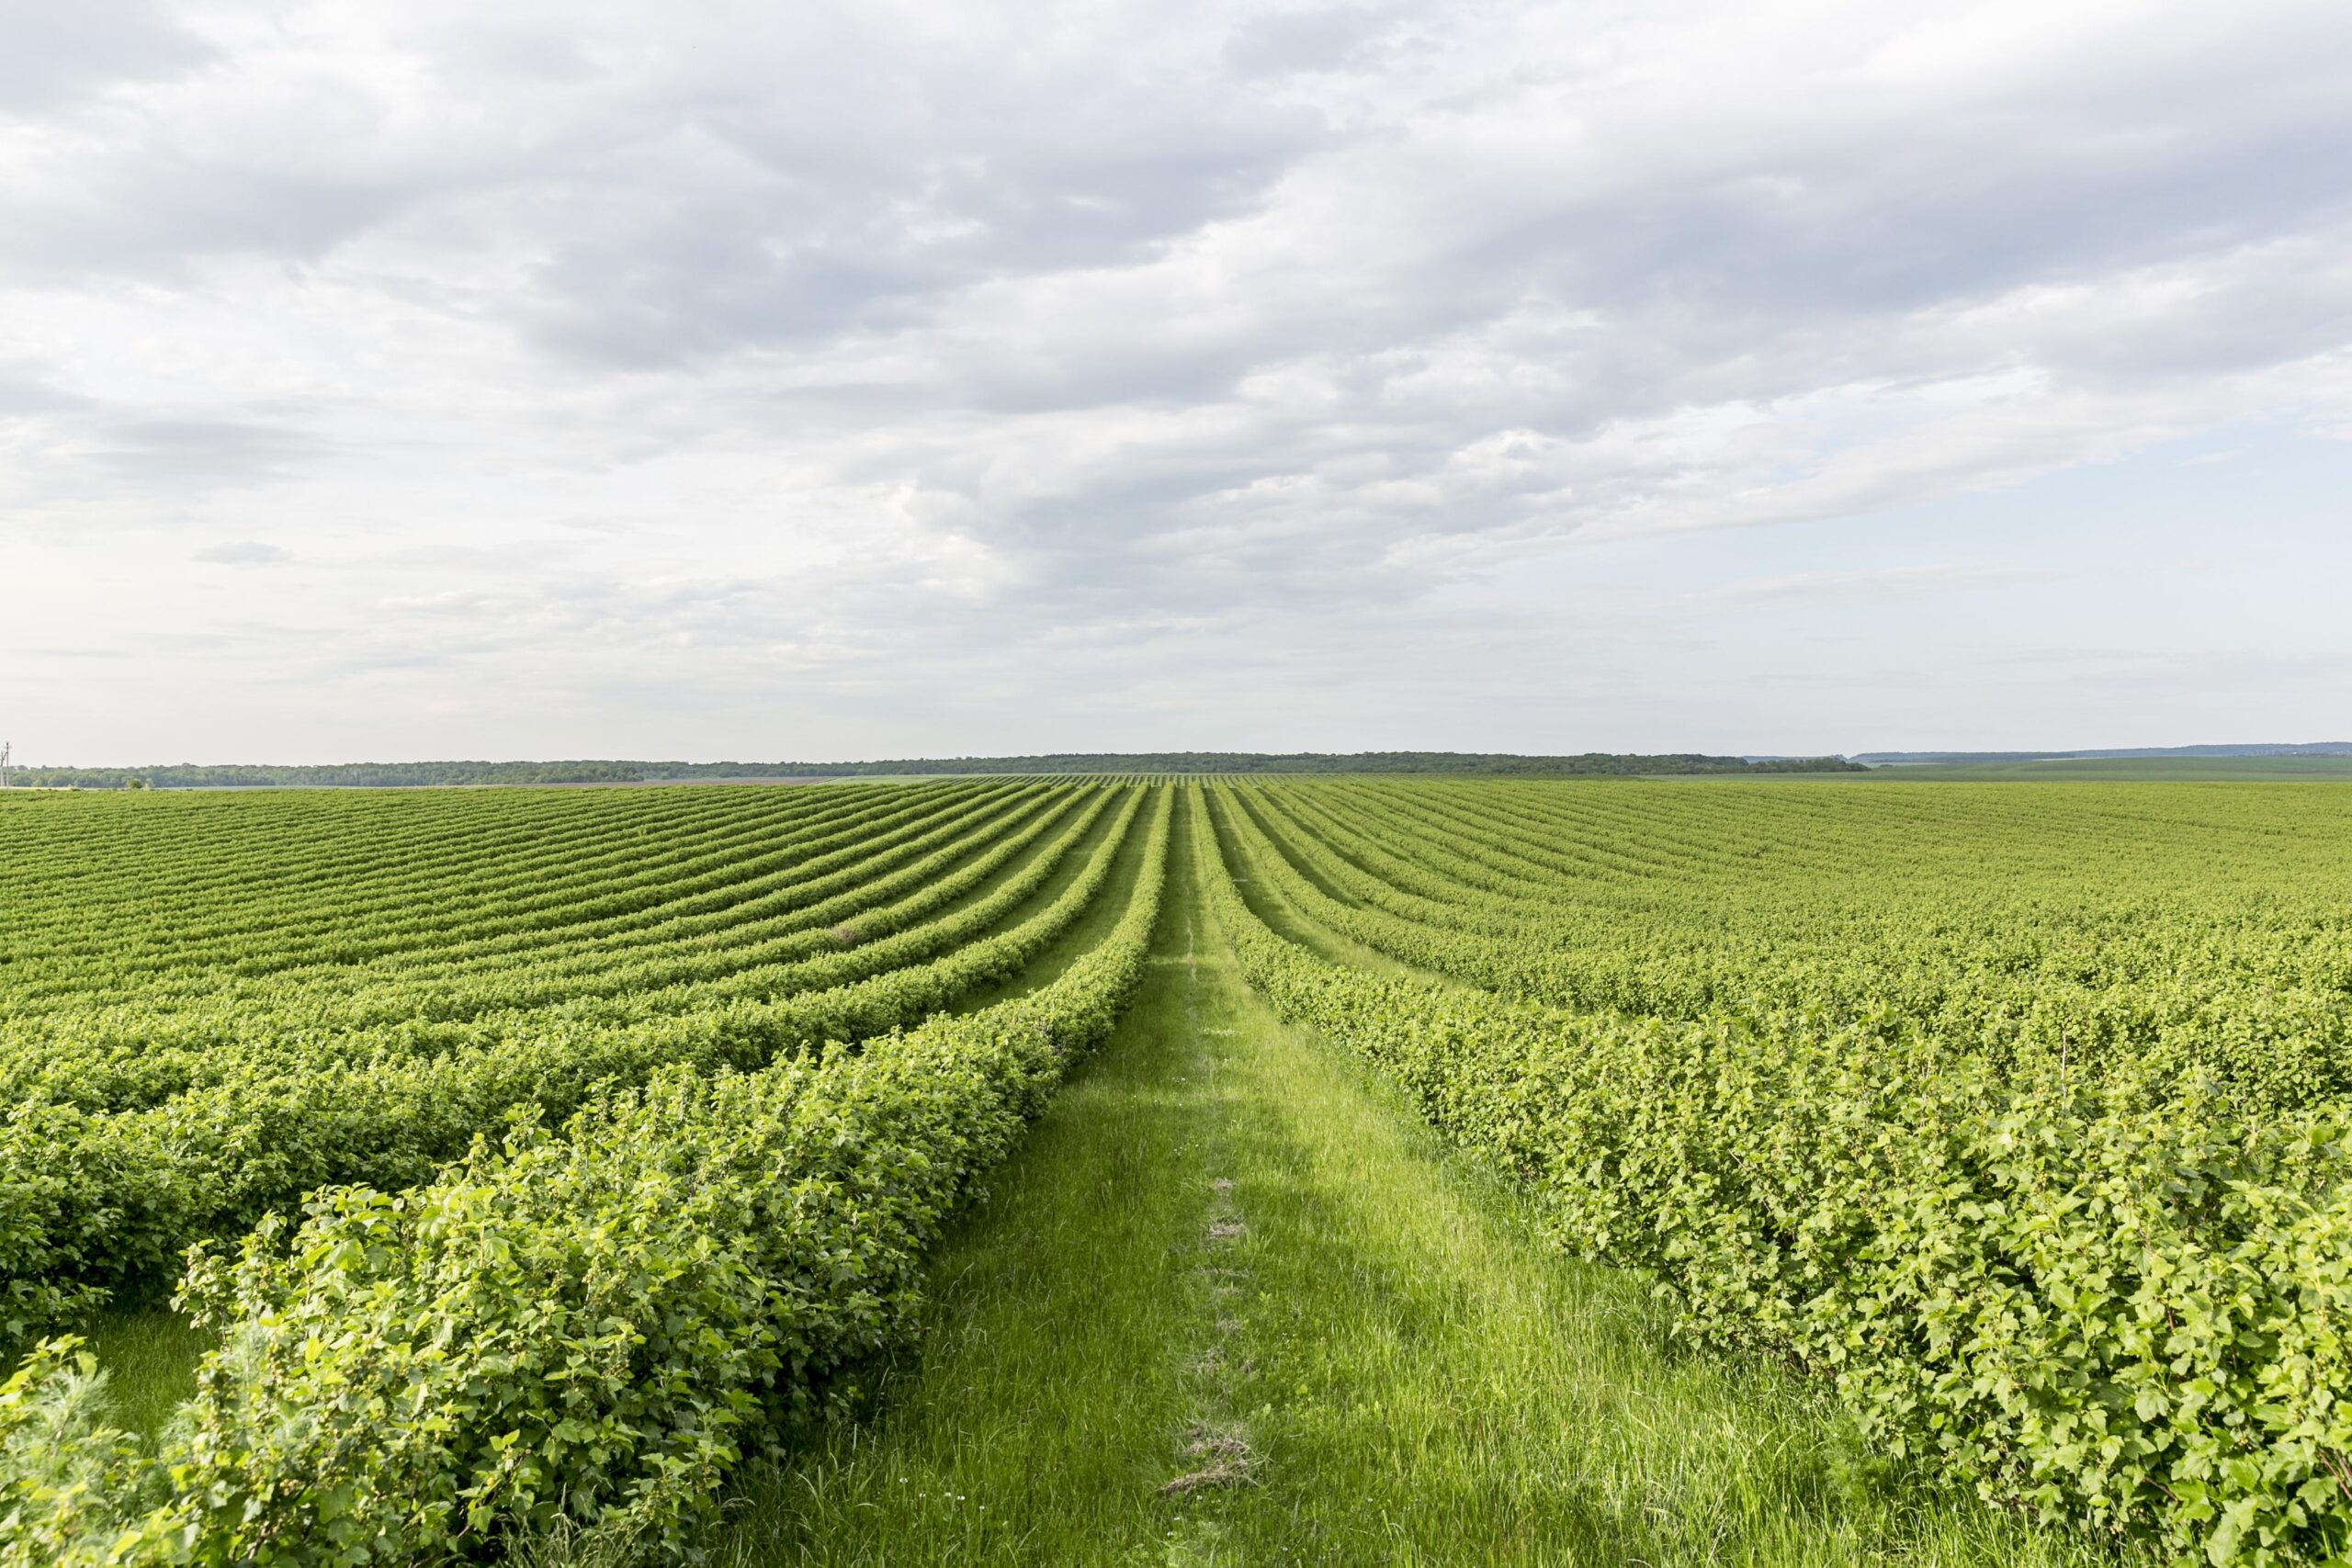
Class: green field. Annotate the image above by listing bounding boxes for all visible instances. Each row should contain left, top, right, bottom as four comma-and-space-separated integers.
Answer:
4, 779, 2348, 1565
1862, 755, 2352, 780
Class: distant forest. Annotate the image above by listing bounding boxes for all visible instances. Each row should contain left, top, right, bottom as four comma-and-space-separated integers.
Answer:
7, 751, 1864, 789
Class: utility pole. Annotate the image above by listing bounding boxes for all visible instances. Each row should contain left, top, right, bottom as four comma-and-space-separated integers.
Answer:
0, 740, 11, 788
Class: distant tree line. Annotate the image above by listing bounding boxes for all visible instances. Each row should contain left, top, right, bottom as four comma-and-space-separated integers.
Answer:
12, 761, 650, 790
6, 751, 1863, 789
667, 752, 1861, 778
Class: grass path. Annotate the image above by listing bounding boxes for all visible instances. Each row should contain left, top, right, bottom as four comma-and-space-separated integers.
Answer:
704, 796, 2120, 1567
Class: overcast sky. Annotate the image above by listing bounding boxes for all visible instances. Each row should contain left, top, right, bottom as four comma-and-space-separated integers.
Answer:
5, 0, 2350, 764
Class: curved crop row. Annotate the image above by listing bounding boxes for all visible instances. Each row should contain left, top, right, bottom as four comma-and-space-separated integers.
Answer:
0, 786, 1175, 1566
0, 783, 1083, 1110
1231, 783, 2352, 1110
0, 784, 1147, 1340
0, 784, 998, 1004
1200, 784, 2352, 1568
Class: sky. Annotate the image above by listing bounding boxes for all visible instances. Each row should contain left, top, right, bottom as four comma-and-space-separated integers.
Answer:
4, 0, 2350, 765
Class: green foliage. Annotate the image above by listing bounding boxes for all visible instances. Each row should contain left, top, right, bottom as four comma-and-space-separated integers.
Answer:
0, 1339, 184, 1567
1195, 782, 2352, 1566
6, 773, 2347, 1565
0, 790, 1171, 1564
0, 783, 1142, 1336
14, 761, 651, 788
1217, 777, 2352, 1112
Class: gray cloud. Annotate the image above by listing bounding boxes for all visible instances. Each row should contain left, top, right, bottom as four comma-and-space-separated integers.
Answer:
88, 419, 320, 485
190, 540, 290, 565
3, 1, 2350, 759
0, 0, 209, 110
1677, 562, 2068, 613
0, 361, 85, 417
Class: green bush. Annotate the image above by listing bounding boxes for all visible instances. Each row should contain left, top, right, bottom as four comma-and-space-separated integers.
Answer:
1198, 786, 2352, 1566
0, 789, 1169, 1564
0, 787, 1139, 1341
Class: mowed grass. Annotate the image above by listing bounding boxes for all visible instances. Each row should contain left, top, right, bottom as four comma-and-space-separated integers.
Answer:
706, 799, 2133, 1566
83, 1306, 210, 1442
699, 808, 1226, 1564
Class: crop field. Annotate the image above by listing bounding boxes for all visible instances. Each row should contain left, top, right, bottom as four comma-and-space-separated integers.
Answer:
4, 779, 2350, 1566
1860, 756, 2352, 781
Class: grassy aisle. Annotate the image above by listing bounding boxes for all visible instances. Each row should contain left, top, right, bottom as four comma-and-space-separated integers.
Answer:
702, 806, 1227, 1564
707, 799, 2118, 1567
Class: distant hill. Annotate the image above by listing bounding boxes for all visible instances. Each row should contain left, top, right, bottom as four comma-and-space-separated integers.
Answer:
1855, 742, 2352, 765
6, 751, 1864, 789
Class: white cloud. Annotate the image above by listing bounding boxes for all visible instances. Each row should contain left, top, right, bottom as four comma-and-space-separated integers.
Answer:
2, 0, 2350, 759
189, 540, 289, 564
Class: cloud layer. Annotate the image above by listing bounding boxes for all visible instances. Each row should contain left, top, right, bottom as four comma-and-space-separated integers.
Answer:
5, 0, 2350, 761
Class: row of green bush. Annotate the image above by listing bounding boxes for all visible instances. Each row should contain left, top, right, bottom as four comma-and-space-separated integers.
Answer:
0, 789, 1170, 1565
1200, 787, 2352, 1567
1230, 779, 2352, 1112
0, 787, 1138, 1344
0, 781, 1041, 1096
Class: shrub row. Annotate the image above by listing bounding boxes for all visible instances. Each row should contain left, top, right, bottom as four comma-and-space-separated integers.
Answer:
0, 786, 1170, 1566
1231, 782, 2352, 1111
1198, 787, 2352, 1567
0, 782, 921, 990
0, 781, 1033, 1089
0, 786, 1141, 1341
